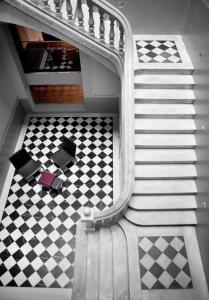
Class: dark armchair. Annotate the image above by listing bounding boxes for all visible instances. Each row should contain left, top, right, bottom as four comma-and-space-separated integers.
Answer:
9, 148, 42, 182
51, 137, 77, 172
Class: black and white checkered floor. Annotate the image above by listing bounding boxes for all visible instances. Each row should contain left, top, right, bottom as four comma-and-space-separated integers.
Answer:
135, 40, 182, 63
0, 116, 113, 288
138, 236, 193, 289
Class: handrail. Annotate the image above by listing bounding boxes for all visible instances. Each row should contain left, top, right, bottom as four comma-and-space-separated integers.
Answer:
3, 0, 134, 230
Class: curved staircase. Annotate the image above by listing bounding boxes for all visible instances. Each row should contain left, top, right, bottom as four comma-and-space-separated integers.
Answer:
72, 36, 209, 300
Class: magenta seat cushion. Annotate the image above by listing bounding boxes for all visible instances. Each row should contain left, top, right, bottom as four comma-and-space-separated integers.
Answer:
38, 171, 56, 188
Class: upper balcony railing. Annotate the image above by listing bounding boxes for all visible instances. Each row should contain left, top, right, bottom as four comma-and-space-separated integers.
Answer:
3, 0, 134, 230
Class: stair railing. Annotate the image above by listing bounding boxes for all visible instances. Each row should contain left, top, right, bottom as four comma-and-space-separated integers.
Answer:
3, 0, 134, 230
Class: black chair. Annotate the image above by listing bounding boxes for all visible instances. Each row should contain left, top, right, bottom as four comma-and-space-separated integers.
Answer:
9, 148, 42, 182
51, 137, 77, 172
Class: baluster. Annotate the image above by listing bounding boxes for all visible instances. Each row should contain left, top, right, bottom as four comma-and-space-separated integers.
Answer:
54, 0, 62, 14
77, 0, 84, 29
99, 8, 105, 43
42, 0, 50, 10
119, 23, 124, 54
66, 0, 73, 21
87, 0, 95, 36
109, 17, 115, 49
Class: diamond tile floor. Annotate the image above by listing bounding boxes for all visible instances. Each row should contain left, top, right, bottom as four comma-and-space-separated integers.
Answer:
138, 236, 193, 290
0, 116, 113, 288
135, 40, 182, 63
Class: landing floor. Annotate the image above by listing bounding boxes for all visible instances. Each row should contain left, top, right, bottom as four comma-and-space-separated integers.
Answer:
0, 113, 119, 288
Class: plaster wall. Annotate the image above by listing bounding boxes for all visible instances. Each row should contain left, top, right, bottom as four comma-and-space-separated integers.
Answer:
0, 23, 28, 147
80, 51, 120, 113
107, 0, 190, 34
182, 0, 209, 287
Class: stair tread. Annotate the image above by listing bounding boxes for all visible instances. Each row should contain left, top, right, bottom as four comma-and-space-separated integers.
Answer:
112, 225, 129, 300
133, 179, 197, 194
135, 149, 197, 163
129, 195, 197, 210
134, 74, 194, 84
125, 209, 197, 225
135, 119, 196, 132
135, 164, 197, 178
134, 104, 195, 116
135, 133, 196, 148
134, 89, 195, 100
100, 228, 113, 300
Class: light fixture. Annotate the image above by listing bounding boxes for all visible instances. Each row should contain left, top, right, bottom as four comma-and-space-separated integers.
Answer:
117, 1, 125, 8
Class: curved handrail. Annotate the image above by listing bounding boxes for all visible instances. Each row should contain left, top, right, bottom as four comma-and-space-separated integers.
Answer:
3, 0, 134, 229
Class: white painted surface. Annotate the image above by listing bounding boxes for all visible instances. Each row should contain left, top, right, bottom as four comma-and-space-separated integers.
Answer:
0, 24, 29, 148
79, 51, 120, 98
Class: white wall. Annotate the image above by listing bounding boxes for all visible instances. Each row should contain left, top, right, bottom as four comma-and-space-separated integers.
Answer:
182, 0, 209, 287
0, 24, 29, 147
108, 0, 190, 34
80, 51, 120, 112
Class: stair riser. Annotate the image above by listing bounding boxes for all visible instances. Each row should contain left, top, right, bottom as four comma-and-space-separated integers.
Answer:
135, 176, 197, 180
134, 83, 194, 89
133, 192, 196, 195
135, 114, 195, 119
135, 145, 195, 149
135, 99, 194, 104
129, 195, 197, 210
135, 160, 197, 164
134, 69, 193, 75
135, 129, 195, 134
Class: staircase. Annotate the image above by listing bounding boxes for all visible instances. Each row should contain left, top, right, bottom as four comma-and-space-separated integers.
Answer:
72, 36, 209, 300
125, 46, 198, 226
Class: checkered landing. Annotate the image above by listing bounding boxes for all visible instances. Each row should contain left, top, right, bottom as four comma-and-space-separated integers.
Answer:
138, 236, 193, 289
0, 116, 113, 288
136, 40, 182, 63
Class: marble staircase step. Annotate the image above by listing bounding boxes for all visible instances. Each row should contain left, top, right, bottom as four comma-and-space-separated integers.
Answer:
125, 209, 197, 225
135, 133, 196, 148
135, 149, 197, 164
134, 89, 195, 104
134, 67, 193, 75
129, 195, 197, 210
133, 179, 197, 195
135, 164, 197, 179
134, 104, 195, 118
135, 119, 196, 133
134, 75, 194, 89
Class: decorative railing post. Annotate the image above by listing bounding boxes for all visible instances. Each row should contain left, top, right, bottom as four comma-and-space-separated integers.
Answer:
119, 23, 124, 54
109, 16, 115, 49
77, 0, 84, 29
99, 8, 105, 43
87, 0, 95, 37
42, 0, 49, 7
66, 0, 73, 21
54, 0, 62, 14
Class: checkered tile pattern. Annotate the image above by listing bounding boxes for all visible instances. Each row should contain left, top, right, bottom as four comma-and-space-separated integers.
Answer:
0, 116, 113, 288
44, 48, 77, 71
138, 236, 193, 289
136, 40, 182, 63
